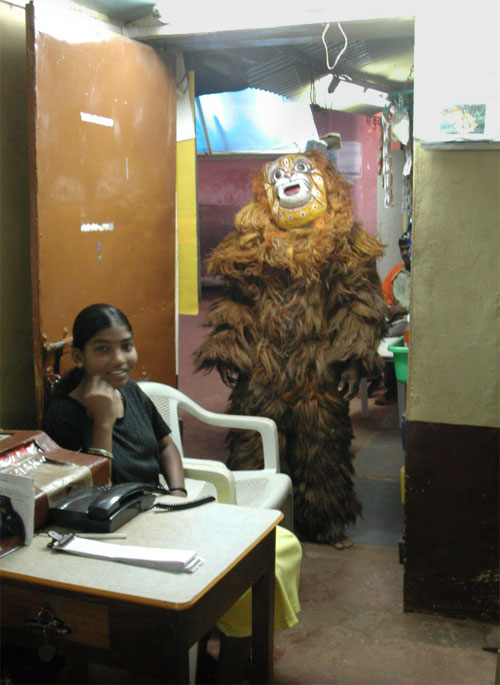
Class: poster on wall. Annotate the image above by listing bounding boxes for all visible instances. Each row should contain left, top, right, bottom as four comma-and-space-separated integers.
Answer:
415, 97, 499, 147
439, 104, 486, 137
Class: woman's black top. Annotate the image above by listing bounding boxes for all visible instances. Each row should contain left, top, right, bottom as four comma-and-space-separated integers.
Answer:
43, 380, 171, 485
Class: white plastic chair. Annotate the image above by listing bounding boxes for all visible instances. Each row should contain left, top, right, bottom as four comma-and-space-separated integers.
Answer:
139, 381, 294, 530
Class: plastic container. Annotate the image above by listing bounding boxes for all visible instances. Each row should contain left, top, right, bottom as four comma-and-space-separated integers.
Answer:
388, 336, 408, 383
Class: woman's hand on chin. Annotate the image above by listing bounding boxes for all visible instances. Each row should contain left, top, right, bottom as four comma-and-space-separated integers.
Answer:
81, 374, 122, 425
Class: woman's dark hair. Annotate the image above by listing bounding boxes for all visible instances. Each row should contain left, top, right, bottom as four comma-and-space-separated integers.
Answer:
72, 303, 132, 351
50, 304, 132, 399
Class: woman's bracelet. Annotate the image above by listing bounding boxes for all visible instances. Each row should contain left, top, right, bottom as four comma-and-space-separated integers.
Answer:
169, 486, 187, 495
87, 447, 113, 460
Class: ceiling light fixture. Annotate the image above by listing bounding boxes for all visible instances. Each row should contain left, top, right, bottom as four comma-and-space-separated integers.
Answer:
328, 75, 341, 94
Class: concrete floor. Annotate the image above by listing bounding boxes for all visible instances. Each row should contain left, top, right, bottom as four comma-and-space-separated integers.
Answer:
273, 537, 498, 684
192, 393, 499, 685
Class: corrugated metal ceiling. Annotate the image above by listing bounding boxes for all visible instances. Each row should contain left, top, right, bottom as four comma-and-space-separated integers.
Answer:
145, 19, 414, 100
74, 2, 414, 100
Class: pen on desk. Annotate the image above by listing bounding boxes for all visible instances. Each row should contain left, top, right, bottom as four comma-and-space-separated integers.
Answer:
41, 532, 128, 540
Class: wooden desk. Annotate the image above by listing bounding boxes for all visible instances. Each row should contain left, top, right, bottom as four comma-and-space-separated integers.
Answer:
0, 502, 281, 684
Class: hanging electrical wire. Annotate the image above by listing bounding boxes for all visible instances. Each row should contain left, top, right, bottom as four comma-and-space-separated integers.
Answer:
321, 22, 348, 72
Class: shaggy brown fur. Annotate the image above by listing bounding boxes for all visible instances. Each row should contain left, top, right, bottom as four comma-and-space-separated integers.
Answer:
194, 152, 387, 545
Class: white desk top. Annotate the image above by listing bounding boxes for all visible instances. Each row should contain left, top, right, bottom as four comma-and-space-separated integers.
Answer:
0, 502, 282, 610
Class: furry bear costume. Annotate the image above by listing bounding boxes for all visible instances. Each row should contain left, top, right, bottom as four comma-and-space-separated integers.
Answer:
194, 151, 387, 545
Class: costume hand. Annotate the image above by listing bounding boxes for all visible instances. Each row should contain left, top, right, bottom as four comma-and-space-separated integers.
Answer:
80, 375, 121, 425
337, 359, 362, 402
217, 362, 239, 388
388, 304, 407, 321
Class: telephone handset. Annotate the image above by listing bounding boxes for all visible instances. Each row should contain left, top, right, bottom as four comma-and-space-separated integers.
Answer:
50, 483, 157, 533
88, 483, 156, 521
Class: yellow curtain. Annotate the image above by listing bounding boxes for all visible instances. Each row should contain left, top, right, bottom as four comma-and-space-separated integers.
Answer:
176, 71, 199, 315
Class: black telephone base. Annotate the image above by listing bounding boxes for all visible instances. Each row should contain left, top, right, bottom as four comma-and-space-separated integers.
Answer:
50, 487, 156, 533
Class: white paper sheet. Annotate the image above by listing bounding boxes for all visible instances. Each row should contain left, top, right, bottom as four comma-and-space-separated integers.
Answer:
49, 532, 205, 573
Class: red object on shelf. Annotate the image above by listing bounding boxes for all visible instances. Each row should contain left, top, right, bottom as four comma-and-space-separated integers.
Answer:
0, 430, 110, 529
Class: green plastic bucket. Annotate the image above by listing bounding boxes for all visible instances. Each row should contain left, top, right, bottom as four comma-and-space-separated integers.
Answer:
388, 336, 408, 383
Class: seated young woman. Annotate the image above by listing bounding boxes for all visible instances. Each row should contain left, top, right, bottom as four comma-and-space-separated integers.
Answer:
43, 303, 302, 683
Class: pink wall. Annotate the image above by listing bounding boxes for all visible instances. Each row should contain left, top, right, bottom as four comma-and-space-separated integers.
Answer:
312, 109, 380, 236
196, 110, 381, 272
197, 156, 274, 207
197, 156, 275, 275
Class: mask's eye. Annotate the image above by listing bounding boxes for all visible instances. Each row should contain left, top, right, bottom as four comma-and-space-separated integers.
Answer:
273, 168, 285, 181
294, 160, 309, 172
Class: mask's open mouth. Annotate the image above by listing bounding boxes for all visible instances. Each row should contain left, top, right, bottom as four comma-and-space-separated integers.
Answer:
284, 183, 301, 196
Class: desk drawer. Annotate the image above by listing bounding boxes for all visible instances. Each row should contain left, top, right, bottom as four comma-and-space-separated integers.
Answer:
1, 583, 109, 649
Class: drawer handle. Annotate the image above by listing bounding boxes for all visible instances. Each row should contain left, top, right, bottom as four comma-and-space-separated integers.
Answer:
23, 600, 72, 637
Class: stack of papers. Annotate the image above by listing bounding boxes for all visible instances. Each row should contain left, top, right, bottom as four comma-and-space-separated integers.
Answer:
48, 532, 204, 573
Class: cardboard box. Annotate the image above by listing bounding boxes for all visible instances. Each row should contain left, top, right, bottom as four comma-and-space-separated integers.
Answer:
0, 430, 111, 529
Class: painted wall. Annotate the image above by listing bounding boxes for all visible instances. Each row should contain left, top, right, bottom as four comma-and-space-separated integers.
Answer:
410, 144, 499, 428
0, 2, 37, 428
198, 156, 271, 208
409, 11, 500, 430
197, 155, 275, 277
404, 6, 499, 622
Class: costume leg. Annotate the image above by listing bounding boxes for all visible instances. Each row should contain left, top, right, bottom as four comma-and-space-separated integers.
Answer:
226, 382, 290, 472
285, 390, 362, 545
224, 381, 361, 545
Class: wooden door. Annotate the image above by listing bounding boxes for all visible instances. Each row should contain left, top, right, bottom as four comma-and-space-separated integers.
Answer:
25, 3, 177, 422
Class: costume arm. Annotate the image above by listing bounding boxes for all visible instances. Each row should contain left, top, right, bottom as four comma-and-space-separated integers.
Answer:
193, 282, 256, 387
327, 257, 387, 378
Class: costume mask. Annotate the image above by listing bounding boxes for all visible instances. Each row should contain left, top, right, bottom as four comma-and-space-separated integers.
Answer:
264, 154, 327, 229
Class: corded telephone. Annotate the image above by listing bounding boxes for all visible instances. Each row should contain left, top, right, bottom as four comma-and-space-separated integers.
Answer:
49, 483, 157, 533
